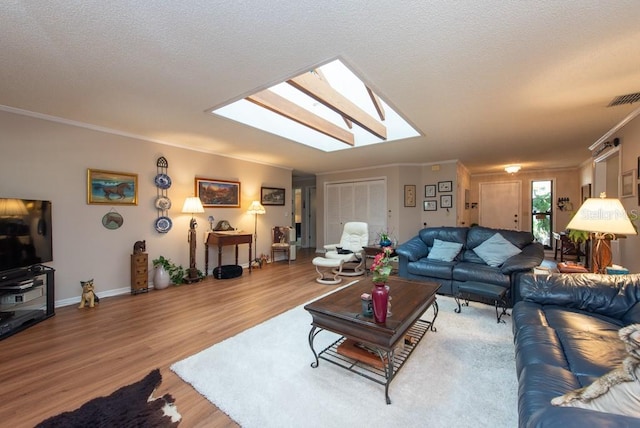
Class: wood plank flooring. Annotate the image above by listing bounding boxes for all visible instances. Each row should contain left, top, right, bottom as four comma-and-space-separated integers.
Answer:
0, 248, 342, 427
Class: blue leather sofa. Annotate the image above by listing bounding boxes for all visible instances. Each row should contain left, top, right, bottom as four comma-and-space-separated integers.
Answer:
395, 226, 544, 304
513, 273, 640, 427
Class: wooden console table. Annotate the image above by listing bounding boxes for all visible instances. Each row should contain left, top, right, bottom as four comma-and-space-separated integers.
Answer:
205, 232, 253, 278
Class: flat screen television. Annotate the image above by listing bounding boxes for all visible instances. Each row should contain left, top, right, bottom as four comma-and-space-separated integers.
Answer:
0, 198, 52, 274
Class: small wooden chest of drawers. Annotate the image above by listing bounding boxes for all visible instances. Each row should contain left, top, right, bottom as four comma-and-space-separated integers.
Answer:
130, 253, 148, 294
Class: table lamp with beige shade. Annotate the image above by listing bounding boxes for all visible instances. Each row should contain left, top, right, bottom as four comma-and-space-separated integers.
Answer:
566, 193, 637, 274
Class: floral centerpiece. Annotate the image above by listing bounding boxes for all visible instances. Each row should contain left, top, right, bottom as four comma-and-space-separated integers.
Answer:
370, 246, 394, 284
376, 229, 395, 247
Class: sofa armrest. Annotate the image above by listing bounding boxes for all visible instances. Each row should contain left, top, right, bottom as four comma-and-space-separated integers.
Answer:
518, 272, 640, 320
500, 242, 544, 274
396, 236, 429, 262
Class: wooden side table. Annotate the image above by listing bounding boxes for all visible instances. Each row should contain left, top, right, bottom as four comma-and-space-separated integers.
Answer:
130, 253, 148, 294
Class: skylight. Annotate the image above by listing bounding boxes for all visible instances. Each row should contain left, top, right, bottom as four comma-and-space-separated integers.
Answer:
211, 59, 420, 152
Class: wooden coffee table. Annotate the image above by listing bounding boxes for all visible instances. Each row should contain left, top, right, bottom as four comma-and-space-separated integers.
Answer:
304, 277, 440, 404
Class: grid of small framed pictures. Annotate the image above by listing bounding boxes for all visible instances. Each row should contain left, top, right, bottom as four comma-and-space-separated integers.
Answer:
423, 181, 453, 211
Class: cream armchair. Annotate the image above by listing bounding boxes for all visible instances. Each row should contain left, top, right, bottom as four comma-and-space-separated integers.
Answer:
324, 222, 369, 276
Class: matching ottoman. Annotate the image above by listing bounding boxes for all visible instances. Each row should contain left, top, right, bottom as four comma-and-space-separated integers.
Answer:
312, 257, 344, 284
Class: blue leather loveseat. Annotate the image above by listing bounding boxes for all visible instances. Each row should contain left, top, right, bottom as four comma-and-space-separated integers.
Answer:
395, 226, 544, 304
513, 273, 640, 427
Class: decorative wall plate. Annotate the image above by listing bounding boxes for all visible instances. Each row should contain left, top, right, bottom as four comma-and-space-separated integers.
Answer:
154, 216, 172, 233
154, 196, 172, 210
102, 211, 124, 230
154, 173, 172, 189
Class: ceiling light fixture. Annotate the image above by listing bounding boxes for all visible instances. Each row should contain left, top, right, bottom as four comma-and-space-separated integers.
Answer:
505, 165, 521, 174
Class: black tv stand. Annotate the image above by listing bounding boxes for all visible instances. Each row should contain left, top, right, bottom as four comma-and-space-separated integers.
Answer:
0, 265, 55, 340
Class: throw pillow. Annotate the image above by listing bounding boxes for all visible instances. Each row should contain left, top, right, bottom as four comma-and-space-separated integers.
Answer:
473, 233, 521, 267
550, 324, 640, 418
427, 239, 463, 262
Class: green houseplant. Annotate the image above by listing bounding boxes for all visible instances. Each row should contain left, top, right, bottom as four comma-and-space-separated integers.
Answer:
151, 256, 186, 287
152, 256, 203, 286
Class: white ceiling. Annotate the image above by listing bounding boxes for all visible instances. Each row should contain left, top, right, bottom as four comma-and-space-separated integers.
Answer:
2, 1, 640, 177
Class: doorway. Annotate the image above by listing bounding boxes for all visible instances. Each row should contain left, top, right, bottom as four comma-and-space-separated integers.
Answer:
292, 184, 317, 249
479, 181, 521, 230
531, 180, 552, 248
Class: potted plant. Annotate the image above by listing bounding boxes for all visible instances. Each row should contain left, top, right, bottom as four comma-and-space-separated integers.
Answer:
376, 229, 396, 247
151, 256, 204, 287
151, 256, 173, 289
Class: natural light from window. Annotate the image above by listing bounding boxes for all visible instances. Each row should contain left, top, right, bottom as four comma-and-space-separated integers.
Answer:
211, 59, 420, 152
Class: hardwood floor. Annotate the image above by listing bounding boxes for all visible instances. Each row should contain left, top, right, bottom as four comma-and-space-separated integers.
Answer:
0, 248, 341, 427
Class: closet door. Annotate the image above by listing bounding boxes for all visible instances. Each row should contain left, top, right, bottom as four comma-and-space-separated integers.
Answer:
325, 179, 386, 245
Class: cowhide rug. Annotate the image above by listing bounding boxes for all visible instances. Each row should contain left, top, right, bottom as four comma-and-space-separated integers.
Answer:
36, 368, 181, 427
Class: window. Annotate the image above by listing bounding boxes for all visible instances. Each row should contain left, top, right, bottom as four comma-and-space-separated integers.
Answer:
531, 180, 552, 248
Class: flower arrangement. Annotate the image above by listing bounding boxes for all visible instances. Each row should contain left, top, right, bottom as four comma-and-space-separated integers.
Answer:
376, 229, 396, 247
370, 246, 394, 284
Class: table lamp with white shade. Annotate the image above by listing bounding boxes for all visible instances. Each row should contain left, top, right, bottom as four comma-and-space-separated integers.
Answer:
566, 193, 636, 273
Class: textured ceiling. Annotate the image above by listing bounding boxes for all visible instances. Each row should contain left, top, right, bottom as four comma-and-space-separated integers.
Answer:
1, 1, 640, 176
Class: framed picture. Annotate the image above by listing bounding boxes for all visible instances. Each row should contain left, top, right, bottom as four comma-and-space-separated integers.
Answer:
621, 170, 635, 198
438, 181, 452, 193
440, 194, 453, 208
404, 185, 416, 207
425, 184, 436, 198
87, 169, 138, 205
261, 187, 286, 206
195, 177, 241, 208
423, 200, 437, 211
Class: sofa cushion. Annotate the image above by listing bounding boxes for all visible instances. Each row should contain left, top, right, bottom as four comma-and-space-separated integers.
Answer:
427, 239, 463, 262
473, 233, 522, 267
466, 226, 534, 249
418, 227, 468, 250
407, 259, 455, 280
555, 328, 626, 379
514, 325, 569, 376
452, 262, 510, 287
518, 364, 582, 426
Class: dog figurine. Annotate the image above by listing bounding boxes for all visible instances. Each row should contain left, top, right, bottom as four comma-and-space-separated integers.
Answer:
551, 323, 640, 405
79, 279, 100, 309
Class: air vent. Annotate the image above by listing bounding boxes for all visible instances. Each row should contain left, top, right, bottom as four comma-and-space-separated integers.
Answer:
608, 92, 640, 107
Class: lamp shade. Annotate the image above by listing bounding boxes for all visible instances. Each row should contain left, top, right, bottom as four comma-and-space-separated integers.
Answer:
0, 198, 28, 216
566, 196, 637, 235
181, 196, 204, 214
247, 200, 266, 215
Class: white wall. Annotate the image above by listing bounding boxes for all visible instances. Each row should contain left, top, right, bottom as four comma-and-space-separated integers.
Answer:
0, 110, 291, 305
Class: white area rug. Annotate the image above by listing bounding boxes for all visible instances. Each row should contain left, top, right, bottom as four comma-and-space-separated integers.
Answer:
171, 293, 517, 428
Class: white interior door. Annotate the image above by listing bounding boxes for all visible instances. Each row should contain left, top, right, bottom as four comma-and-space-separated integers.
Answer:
479, 181, 521, 230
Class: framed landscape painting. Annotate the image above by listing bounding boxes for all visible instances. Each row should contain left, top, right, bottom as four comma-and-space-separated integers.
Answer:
261, 187, 286, 206
87, 169, 138, 205
196, 177, 241, 208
